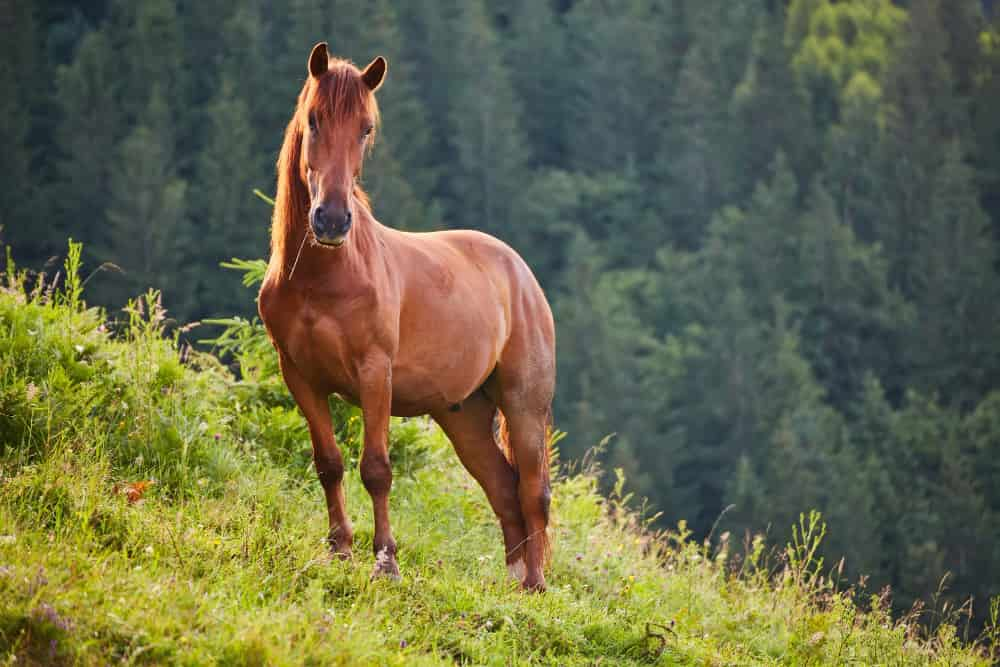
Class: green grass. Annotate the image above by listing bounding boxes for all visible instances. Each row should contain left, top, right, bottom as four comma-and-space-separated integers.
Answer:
0, 245, 997, 665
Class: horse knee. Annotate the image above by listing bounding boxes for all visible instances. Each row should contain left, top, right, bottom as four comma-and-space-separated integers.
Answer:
495, 492, 523, 526
519, 475, 551, 524
314, 450, 344, 486
360, 454, 392, 496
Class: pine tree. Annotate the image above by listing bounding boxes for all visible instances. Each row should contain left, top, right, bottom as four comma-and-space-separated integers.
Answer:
0, 1, 42, 260
822, 71, 883, 242
52, 30, 120, 258
969, 13, 1000, 242
658, 0, 766, 248
503, 0, 571, 167
190, 78, 260, 319
877, 0, 968, 297
907, 141, 1000, 407
729, 10, 816, 201
786, 0, 905, 128
102, 87, 190, 312
563, 0, 677, 175
442, 0, 529, 237
118, 0, 186, 128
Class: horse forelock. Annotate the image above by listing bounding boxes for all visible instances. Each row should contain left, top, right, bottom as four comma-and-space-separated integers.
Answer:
311, 60, 380, 132
269, 59, 378, 279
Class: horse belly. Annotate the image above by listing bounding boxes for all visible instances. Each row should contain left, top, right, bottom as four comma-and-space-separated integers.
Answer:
389, 324, 500, 416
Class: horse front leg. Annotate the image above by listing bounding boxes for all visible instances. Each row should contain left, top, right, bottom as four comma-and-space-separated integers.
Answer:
358, 356, 399, 579
278, 353, 354, 558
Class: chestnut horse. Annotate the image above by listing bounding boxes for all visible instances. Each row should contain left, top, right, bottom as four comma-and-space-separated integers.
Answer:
258, 43, 556, 590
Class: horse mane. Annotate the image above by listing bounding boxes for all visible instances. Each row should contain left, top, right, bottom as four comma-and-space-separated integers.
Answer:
269, 59, 379, 279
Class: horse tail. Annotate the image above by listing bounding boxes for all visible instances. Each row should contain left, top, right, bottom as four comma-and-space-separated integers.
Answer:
492, 408, 513, 467
539, 409, 553, 567
492, 407, 553, 569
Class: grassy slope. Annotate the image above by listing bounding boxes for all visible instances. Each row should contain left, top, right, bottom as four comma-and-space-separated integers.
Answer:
0, 263, 995, 665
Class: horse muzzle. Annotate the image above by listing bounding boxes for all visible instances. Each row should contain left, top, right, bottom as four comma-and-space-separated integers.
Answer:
311, 206, 352, 247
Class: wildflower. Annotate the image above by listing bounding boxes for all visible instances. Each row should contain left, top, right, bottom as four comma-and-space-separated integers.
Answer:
25, 383, 38, 402
32, 603, 71, 632
399, 639, 408, 649
214, 433, 221, 441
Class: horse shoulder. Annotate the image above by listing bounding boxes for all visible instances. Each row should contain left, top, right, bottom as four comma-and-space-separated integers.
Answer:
258, 276, 283, 332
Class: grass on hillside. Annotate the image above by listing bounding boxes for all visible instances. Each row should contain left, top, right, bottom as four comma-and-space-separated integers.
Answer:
0, 243, 997, 665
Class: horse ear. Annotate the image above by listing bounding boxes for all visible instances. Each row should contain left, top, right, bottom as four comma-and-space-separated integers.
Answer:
361, 56, 387, 91
309, 42, 329, 78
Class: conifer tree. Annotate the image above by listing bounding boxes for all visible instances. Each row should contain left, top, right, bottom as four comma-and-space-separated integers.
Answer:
118, 0, 186, 127
729, 12, 816, 200
103, 87, 190, 311
877, 0, 968, 297
442, 0, 529, 237
563, 0, 677, 175
907, 142, 1000, 407
52, 30, 120, 257
190, 78, 260, 318
0, 1, 42, 258
503, 0, 570, 167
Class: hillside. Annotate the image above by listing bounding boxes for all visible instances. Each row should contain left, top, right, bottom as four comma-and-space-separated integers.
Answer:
0, 248, 996, 665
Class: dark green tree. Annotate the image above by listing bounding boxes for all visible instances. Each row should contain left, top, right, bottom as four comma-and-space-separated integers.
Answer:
190, 79, 261, 319
905, 141, 1000, 408
0, 1, 43, 259
102, 87, 190, 310
442, 0, 529, 237
52, 30, 120, 259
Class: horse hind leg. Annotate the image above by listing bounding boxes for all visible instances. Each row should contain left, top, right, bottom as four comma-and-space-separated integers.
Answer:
432, 393, 528, 581
502, 405, 552, 591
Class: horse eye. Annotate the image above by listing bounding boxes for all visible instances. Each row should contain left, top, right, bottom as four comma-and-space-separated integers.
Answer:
362, 125, 373, 140
308, 113, 318, 131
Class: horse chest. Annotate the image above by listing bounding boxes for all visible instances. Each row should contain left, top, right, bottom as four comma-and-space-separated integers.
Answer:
261, 283, 383, 395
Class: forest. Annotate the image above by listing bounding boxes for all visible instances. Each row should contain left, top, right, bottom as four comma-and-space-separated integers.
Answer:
1, 0, 999, 629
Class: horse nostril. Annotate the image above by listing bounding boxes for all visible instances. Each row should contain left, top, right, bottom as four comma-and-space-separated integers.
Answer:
345, 209, 352, 224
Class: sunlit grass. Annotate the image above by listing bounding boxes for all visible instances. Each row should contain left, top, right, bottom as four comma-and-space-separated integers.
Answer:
0, 243, 996, 665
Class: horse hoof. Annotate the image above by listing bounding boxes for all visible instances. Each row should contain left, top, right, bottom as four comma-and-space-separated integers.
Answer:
326, 541, 352, 560
372, 546, 401, 581
507, 558, 526, 584
520, 575, 546, 593
370, 563, 402, 582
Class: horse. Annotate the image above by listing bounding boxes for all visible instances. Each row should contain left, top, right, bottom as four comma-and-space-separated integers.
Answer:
258, 43, 556, 591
